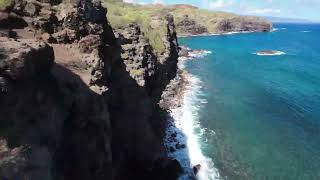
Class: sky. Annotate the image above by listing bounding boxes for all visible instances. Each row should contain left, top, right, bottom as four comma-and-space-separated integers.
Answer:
124, 0, 320, 22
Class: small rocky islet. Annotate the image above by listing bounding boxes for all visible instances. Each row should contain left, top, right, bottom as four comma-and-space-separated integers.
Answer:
0, 0, 272, 179
256, 50, 285, 56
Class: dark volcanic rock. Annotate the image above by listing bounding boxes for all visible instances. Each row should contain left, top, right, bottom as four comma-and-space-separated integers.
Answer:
216, 16, 272, 33
175, 143, 186, 149
0, 37, 113, 180
0, 12, 28, 29
0, 0, 182, 180
177, 15, 208, 35
193, 164, 201, 175
78, 34, 101, 53
0, 37, 54, 80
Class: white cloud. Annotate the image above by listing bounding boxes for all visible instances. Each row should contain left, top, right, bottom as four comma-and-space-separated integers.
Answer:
123, 0, 135, 3
153, 0, 164, 4
202, 0, 234, 10
247, 8, 281, 14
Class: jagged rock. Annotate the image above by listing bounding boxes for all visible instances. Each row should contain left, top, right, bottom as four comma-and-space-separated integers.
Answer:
47, 35, 57, 43
0, 1, 182, 180
0, 77, 8, 93
193, 164, 201, 175
0, 12, 28, 29
171, 132, 177, 138
8, 30, 17, 38
78, 34, 101, 53
24, 2, 41, 16
177, 15, 208, 35
0, 37, 54, 80
82, 0, 107, 23
160, 159, 183, 179
0, 37, 113, 180
115, 23, 156, 87
169, 146, 175, 153
33, 12, 60, 34
36, 0, 62, 5
216, 16, 272, 33
52, 28, 77, 43
175, 143, 186, 149
11, 0, 41, 17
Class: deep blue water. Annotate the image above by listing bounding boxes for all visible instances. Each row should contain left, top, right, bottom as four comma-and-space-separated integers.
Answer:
179, 24, 320, 180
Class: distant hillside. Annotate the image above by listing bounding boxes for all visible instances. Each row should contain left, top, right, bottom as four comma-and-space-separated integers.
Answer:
104, 0, 272, 37
264, 16, 315, 24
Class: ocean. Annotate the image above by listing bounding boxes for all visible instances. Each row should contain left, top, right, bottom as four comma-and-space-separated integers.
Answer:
172, 23, 320, 180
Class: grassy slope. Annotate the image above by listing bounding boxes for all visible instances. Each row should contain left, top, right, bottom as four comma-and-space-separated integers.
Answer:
0, 0, 11, 9
104, 0, 169, 53
104, 0, 271, 52
104, 0, 237, 31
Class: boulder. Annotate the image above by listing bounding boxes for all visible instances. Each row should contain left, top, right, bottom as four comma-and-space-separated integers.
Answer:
175, 143, 186, 149
11, 0, 41, 17
23, 2, 40, 17
193, 164, 201, 175
169, 146, 175, 153
78, 34, 101, 53
52, 28, 77, 44
0, 37, 54, 80
0, 12, 28, 29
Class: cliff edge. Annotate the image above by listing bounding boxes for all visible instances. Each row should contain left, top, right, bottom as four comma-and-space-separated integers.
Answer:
0, 0, 181, 179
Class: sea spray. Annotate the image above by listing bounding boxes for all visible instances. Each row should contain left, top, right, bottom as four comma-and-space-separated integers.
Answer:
165, 50, 220, 180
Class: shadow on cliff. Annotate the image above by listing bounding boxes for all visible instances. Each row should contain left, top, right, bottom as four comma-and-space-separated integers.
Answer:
0, 62, 113, 180
105, 47, 186, 179
52, 64, 113, 180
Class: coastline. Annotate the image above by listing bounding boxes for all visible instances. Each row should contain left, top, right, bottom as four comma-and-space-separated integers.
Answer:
177, 30, 260, 38
161, 47, 220, 180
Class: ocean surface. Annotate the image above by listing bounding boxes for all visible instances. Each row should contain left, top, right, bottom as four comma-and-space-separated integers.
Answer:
177, 24, 320, 180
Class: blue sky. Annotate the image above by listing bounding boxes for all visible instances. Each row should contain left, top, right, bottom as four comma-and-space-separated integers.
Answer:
124, 0, 320, 21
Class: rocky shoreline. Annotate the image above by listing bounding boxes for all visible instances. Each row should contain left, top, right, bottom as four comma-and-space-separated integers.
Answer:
0, 0, 273, 179
160, 46, 215, 179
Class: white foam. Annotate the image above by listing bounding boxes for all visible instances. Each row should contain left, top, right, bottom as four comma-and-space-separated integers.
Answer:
301, 30, 311, 33
179, 31, 255, 38
271, 28, 279, 32
165, 73, 220, 180
189, 51, 212, 58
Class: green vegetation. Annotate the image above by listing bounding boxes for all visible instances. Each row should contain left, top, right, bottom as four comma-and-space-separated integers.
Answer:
131, 69, 144, 76
0, 0, 11, 9
104, 0, 167, 53
103, 0, 271, 52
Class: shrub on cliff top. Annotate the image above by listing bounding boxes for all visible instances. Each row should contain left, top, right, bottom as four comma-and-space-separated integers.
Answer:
0, 0, 11, 9
104, 0, 167, 54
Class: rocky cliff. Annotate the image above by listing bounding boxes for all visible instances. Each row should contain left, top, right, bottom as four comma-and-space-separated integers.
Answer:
0, 0, 181, 179
104, 1, 273, 37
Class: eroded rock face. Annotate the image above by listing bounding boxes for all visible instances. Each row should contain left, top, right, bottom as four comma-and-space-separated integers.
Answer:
0, 12, 28, 29
0, 37, 113, 180
105, 14, 181, 180
0, 38, 54, 80
216, 16, 272, 33
177, 15, 208, 35
0, 0, 182, 179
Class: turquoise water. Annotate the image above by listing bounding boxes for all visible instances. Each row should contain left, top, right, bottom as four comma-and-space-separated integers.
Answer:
179, 24, 320, 180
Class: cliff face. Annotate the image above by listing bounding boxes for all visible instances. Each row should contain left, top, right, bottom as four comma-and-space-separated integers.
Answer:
176, 15, 272, 36
214, 16, 272, 33
0, 0, 180, 179
104, 1, 273, 37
